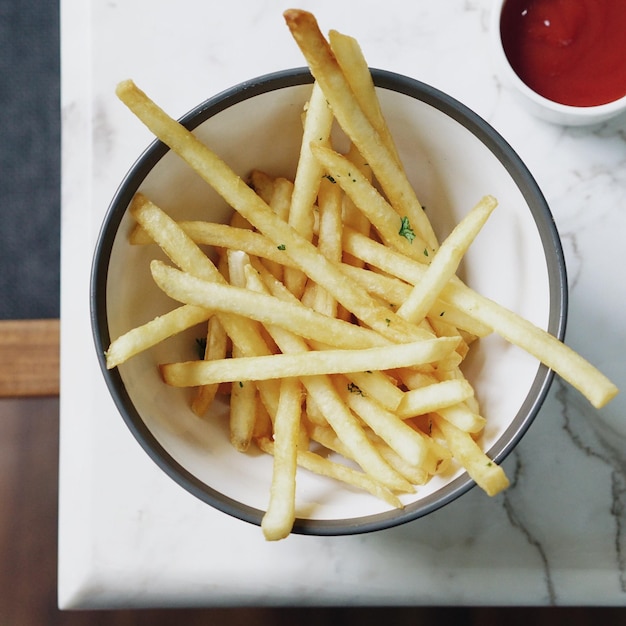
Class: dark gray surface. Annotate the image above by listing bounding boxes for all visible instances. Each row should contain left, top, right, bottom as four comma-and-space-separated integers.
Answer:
0, 0, 60, 320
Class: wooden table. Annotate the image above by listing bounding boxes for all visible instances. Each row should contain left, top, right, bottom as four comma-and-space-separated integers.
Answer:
0, 319, 60, 397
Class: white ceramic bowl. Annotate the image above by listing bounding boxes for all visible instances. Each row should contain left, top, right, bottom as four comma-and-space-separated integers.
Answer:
490, 0, 626, 126
91, 68, 567, 535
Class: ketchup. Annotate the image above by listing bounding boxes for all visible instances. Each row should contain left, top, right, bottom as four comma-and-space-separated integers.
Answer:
500, 0, 626, 107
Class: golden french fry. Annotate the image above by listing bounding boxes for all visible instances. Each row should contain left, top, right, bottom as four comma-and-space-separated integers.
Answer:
435, 405, 486, 434
309, 175, 343, 317
160, 336, 460, 387
431, 414, 509, 496
261, 376, 302, 540
338, 378, 431, 467
130, 193, 222, 281
396, 195, 498, 325
116, 79, 433, 345
283, 9, 439, 250
265, 178, 294, 280
311, 143, 430, 261
248, 169, 276, 204
285, 81, 334, 298
342, 224, 618, 409
105, 304, 211, 369
243, 264, 413, 493
258, 437, 403, 509
396, 379, 475, 419
344, 370, 404, 413
149, 259, 391, 350
329, 29, 402, 167
191, 314, 228, 416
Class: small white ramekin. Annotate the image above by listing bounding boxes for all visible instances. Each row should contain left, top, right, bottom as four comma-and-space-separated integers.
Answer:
489, 0, 626, 126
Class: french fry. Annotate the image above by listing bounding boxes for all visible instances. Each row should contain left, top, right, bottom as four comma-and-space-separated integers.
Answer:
116, 79, 434, 345
191, 314, 228, 416
396, 379, 475, 419
395, 195, 498, 325
285, 81, 334, 298
329, 29, 402, 167
435, 405, 486, 434
311, 143, 430, 261
261, 376, 302, 540
283, 9, 439, 250
337, 378, 431, 467
342, 224, 618, 408
227, 250, 262, 450
149, 260, 391, 350
431, 414, 509, 496
309, 176, 343, 317
258, 437, 403, 509
160, 336, 460, 387
243, 264, 413, 493
105, 304, 211, 369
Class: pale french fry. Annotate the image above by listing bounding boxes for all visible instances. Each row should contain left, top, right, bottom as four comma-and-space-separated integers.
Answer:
116, 79, 434, 345
283, 9, 439, 250
311, 143, 431, 261
310, 423, 429, 486
248, 169, 276, 204
441, 280, 619, 409
338, 262, 492, 339
345, 370, 404, 413
285, 81, 334, 298
396, 379, 475, 419
337, 377, 431, 467
132, 220, 301, 269
343, 224, 618, 408
340, 144, 372, 275
105, 304, 211, 369
191, 314, 228, 416
395, 195, 498, 325
130, 193, 221, 281
160, 336, 460, 387
431, 414, 509, 496
258, 437, 403, 509
310, 175, 343, 317
435, 405, 486, 434
229, 370, 258, 452
243, 264, 413, 493
261, 376, 302, 540
227, 250, 261, 450
149, 259, 392, 350
265, 178, 294, 280
329, 29, 402, 167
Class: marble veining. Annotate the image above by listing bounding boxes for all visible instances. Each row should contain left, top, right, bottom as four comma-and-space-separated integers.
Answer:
59, 0, 626, 608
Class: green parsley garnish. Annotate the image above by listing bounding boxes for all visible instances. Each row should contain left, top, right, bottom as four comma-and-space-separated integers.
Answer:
399, 216, 416, 243
347, 382, 364, 395
324, 174, 336, 184
195, 337, 207, 359
277, 244, 286, 251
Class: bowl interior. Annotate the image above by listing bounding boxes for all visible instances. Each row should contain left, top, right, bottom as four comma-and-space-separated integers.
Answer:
92, 68, 566, 535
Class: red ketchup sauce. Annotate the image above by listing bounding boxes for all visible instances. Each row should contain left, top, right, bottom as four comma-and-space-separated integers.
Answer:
500, 0, 626, 107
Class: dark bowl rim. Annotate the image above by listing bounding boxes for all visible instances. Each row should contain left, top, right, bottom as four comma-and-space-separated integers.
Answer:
90, 67, 568, 536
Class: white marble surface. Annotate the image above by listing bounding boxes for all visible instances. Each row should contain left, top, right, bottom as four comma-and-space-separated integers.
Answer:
58, 0, 626, 608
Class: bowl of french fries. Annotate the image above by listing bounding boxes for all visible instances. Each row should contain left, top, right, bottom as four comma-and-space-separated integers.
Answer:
91, 10, 618, 541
